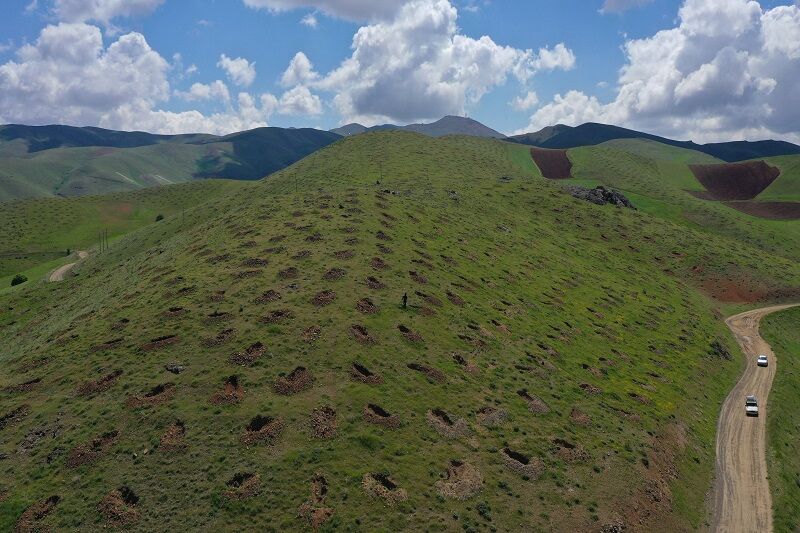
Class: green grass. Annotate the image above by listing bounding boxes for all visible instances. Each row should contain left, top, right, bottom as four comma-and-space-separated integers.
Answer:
761, 306, 800, 532
0, 132, 797, 531
0, 180, 244, 278
758, 155, 800, 202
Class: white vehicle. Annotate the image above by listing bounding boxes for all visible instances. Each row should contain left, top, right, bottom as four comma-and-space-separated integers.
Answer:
745, 395, 759, 417
757, 355, 769, 367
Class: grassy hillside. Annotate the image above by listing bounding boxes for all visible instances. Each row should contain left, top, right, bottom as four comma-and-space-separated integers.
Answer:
566, 141, 800, 278
758, 155, 800, 202
0, 132, 798, 531
0, 180, 244, 278
760, 306, 800, 532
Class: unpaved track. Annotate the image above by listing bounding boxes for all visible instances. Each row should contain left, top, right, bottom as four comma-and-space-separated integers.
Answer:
712, 304, 799, 533
48, 251, 88, 282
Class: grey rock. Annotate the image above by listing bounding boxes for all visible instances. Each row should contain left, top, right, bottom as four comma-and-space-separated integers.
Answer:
567, 186, 635, 209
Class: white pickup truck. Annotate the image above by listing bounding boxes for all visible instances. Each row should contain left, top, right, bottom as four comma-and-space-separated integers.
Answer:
757, 355, 769, 367
745, 395, 759, 417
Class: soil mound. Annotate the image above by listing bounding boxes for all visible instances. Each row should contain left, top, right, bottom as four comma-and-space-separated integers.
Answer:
76, 370, 122, 396
66, 430, 119, 468
452, 353, 479, 374
312, 290, 336, 306
163, 307, 187, 318
366, 276, 386, 289
531, 147, 572, 180
241, 415, 284, 446
501, 448, 544, 479
323, 268, 346, 280
435, 460, 483, 500
141, 335, 178, 351
426, 409, 470, 438
255, 290, 282, 303
570, 407, 591, 426
202, 328, 235, 347
334, 249, 355, 259
210, 376, 244, 405
356, 298, 379, 314
223, 472, 261, 500
301, 325, 322, 343
350, 324, 377, 344
552, 437, 590, 463
310, 405, 337, 439
350, 362, 383, 384
723, 200, 800, 220
279, 267, 298, 280
363, 404, 400, 428
204, 311, 231, 324
362, 473, 408, 505
407, 362, 445, 382
125, 383, 175, 408
476, 406, 507, 427
260, 309, 293, 324
398, 324, 423, 342
446, 291, 465, 306
4, 377, 42, 394
518, 389, 550, 413
298, 475, 334, 530
689, 160, 780, 200
15, 495, 60, 532
409, 271, 428, 284
159, 421, 186, 452
273, 366, 314, 395
98, 486, 139, 525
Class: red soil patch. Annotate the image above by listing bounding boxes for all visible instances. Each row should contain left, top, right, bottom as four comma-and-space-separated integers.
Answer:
66, 430, 119, 468
16, 495, 60, 532
77, 370, 122, 396
371, 257, 389, 270
224, 472, 261, 501
350, 324, 377, 344
407, 362, 445, 382
230, 342, 265, 366
260, 309, 294, 324
363, 404, 400, 428
530, 147, 572, 180
141, 334, 179, 351
366, 276, 386, 289
125, 383, 175, 408
501, 448, 544, 479
90, 338, 124, 352
356, 298, 379, 314
241, 415, 284, 446
210, 376, 244, 405
723, 201, 800, 220
98, 486, 139, 525
323, 268, 346, 280
517, 389, 550, 414
312, 290, 337, 306
3, 377, 42, 394
255, 290, 282, 303
350, 362, 383, 385
159, 421, 186, 452
310, 405, 337, 439
202, 328, 235, 347
273, 366, 314, 395
689, 160, 780, 200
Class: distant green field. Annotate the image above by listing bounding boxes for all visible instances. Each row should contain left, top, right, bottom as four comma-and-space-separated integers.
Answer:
0, 180, 244, 278
761, 306, 800, 532
1, 132, 798, 531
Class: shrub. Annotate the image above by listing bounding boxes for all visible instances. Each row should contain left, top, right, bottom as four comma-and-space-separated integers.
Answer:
11, 274, 28, 287
155, 214, 165, 222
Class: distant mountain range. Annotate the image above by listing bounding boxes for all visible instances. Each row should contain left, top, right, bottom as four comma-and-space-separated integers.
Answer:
508, 123, 800, 163
330, 115, 505, 139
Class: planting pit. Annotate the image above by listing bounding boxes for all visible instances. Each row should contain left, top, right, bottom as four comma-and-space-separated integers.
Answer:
77, 370, 122, 396
363, 404, 400, 428
362, 473, 407, 504
15, 495, 60, 532
230, 342, 266, 366
98, 486, 139, 525
4, 377, 42, 394
159, 421, 186, 452
310, 405, 337, 439
570, 407, 592, 426
398, 325, 423, 343
409, 271, 428, 284
407, 362, 445, 382
260, 309, 294, 324
255, 290, 282, 304
279, 267, 298, 280
202, 328, 235, 347
447, 291, 465, 306
552, 437, 590, 463
371, 257, 389, 270
350, 324, 377, 344
141, 335, 179, 351
417, 292, 442, 307
205, 311, 231, 323
502, 448, 544, 479
273, 366, 314, 395
350, 362, 383, 385
242, 258, 269, 267
518, 389, 550, 414
435, 460, 483, 500
334, 250, 355, 259
356, 298, 379, 314
298, 475, 334, 529
292, 250, 312, 260
426, 409, 470, 438
452, 353, 479, 374
323, 268, 346, 280
224, 472, 261, 500
301, 325, 322, 343
66, 430, 119, 468
125, 383, 175, 408
163, 307, 187, 318
210, 376, 244, 405
476, 406, 507, 427
377, 244, 393, 255
312, 290, 337, 306
90, 338, 124, 352
241, 415, 284, 446
366, 276, 386, 289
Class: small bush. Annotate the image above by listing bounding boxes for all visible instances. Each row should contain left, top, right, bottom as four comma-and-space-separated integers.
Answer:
155, 214, 165, 222
11, 274, 28, 287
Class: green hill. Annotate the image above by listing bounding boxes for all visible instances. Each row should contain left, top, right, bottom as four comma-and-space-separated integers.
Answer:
1, 132, 798, 531
0, 125, 340, 201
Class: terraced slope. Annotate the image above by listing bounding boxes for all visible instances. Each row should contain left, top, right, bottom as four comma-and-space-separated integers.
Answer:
1, 132, 799, 531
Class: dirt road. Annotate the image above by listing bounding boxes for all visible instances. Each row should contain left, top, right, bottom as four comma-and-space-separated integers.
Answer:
712, 304, 799, 533
48, 251, 88, 282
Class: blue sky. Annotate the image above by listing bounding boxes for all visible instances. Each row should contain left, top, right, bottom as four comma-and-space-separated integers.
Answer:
1, 0, 799, 142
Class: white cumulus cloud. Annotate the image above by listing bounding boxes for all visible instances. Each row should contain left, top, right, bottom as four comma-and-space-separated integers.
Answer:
510, 91, 539, 111
175, 80, 231, 103
280, 51, 320, 87
242, 0, 410, 21
217, 54, 257, 87
522, 0, 800, 143
53, 0, 165, 23
278, 85, 323, 115
600, 0, 653, 14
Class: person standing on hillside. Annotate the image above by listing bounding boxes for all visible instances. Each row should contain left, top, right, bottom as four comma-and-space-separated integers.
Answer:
402, 292, 408, 309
